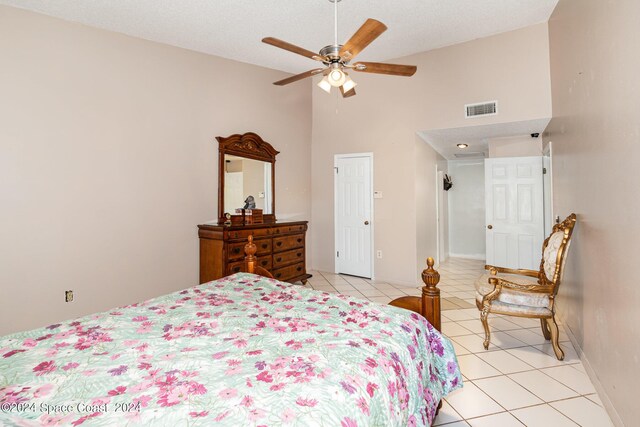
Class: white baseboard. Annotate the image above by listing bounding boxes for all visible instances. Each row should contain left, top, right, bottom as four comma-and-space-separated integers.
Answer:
560, 318, 624, 426
448, 252, 486, 261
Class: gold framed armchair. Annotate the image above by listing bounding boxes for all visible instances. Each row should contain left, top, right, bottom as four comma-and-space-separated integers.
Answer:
475, 214, 577, 360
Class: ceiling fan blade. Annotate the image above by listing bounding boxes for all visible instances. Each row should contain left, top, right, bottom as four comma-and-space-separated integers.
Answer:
352, 61, 417, 77
339, 85, 357, 98
262, 37, 325, 61
339, 19, 387, 61
273, 68, 325, 86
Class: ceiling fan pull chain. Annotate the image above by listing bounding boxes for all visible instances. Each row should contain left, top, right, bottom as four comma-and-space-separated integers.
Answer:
334, 0, 338, 47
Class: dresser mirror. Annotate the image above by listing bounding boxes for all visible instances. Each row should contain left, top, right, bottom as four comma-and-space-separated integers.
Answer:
224, 155, 272, 214
217, 132, 278, 224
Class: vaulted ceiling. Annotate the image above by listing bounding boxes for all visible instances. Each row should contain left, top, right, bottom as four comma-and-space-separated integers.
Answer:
0, 0, 558, 73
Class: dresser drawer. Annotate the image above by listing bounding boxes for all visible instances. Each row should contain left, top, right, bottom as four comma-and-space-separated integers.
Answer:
227, 239, 272, 261
226, 256, 272, 275
272, 262, 305, 282
272, 224, 307, 235
273, 234, 304, 252
226, 227, 271, 241
273, 248, 305, 269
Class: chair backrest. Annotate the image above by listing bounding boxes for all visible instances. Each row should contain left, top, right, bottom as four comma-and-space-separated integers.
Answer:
538, 213, 577, 292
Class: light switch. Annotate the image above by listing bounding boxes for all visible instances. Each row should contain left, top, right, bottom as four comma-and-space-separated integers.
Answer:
373, 191, 383, 199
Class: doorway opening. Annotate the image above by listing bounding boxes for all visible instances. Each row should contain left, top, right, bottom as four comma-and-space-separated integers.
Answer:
421, 119, 552, 268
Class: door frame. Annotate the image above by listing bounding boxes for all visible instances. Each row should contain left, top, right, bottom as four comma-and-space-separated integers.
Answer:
334, 153, 375, 279
543, 141, 554, 236
435, 168, 445, 267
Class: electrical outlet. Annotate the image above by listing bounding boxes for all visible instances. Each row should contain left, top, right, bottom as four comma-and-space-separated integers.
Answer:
376, 250, 383, 259
65, 290, 74, 303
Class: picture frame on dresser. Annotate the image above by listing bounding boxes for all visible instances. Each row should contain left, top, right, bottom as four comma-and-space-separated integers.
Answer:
198, 132, 311, 285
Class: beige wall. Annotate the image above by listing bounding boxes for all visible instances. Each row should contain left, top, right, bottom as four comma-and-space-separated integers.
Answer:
488, 135, 543, 157
0, 6, 311, 335
546, 0, 640, 424
311, 23, 552, 284
415, 138, 444, 280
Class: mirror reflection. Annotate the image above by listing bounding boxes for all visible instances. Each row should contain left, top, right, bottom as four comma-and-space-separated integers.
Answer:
224, 155, 272, 214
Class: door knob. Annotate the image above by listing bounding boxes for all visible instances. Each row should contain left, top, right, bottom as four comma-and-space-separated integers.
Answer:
487, 225, 493, 230
364, 221, 370, 225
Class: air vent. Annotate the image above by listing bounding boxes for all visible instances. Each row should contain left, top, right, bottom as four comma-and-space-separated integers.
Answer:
454, 152, 486, 159
465, 101, 498, 118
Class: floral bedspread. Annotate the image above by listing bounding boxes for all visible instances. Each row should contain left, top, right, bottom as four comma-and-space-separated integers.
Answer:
0, 273, 461, 426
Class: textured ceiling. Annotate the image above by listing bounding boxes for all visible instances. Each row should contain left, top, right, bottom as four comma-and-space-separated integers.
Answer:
420, 118, 552, 160
0, 0, 558, 73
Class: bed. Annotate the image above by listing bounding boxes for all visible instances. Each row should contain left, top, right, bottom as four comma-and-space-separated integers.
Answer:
0, 240, 462, 426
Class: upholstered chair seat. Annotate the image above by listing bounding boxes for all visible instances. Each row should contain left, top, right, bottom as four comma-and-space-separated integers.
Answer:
476, 214, 577, 360
475, 273, 550, 309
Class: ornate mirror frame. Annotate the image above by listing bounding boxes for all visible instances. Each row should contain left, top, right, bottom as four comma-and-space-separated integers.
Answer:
217, 132, 279, 225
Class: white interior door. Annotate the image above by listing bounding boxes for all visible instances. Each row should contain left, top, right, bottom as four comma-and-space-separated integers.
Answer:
485, 156, 544, 270
335, 154, 373, 278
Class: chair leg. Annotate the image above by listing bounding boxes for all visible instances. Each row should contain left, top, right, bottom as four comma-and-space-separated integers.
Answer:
540, 318, 551, 340
545, 316, 564, 360
480, 306, 491, 350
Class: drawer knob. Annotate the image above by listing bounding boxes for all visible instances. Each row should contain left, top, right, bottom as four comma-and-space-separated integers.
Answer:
297, 238, 302, 243
277, 242, 282, 247
261, 260, 267, 266
297, 266, 302, 272
276, 273, 282, 278
261, 244, 268, 249
233, 266, 240, 273
233, 248, 240, 254
296, 253, 302, 257
276, 257, 282, 262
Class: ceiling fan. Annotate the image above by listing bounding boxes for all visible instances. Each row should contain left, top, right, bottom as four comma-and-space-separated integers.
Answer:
262, 0, 417, 98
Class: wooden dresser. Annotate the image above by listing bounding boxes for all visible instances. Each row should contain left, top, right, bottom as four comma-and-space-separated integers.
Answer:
198, 221, 311, 284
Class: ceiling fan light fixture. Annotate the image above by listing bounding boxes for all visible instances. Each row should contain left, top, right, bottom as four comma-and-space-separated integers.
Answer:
328, 68, 346, 87
342, 75, 357, 92
317, 76, 332, 93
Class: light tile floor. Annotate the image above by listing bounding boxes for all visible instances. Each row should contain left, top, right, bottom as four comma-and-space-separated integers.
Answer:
306, 258, 613, 427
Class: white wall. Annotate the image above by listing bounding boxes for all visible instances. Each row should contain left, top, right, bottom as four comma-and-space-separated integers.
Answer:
447, 160, 486, 259
488, 135, 543, 157
241, 159, 267, 211
0, 6, 312, 335
416, 139, 445, 279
